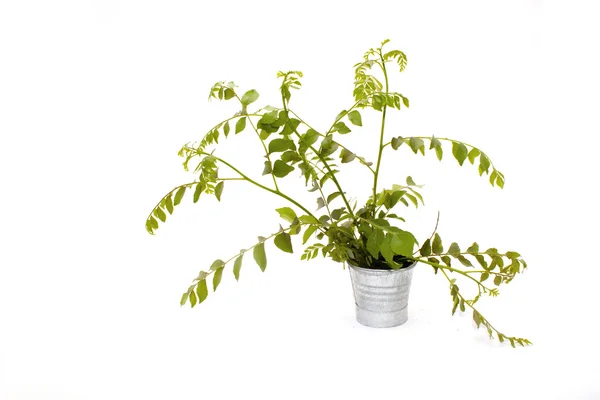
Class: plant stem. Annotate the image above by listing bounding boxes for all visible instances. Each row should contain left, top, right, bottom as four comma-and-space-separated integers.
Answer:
323, 99, 364, 134
235, 95, 280, 191
409, 256, 491, 290
198, 151, 323, 232
438, 268, 509, 342
190, 224, 302, 283
372, 49, 390, 205
290, 110, 375, 174
412, 211, 440, 256
316, 182, 333, 219
280, 96, 356, 222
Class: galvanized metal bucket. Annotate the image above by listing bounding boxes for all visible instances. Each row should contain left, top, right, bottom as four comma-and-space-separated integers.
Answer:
348, 262, 417, 328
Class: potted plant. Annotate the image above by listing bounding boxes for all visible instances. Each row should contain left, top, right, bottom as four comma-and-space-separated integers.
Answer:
146, 39, 530, 347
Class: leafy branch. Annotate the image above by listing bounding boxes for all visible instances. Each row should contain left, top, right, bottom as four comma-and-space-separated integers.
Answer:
438, 268, 532, 348
180, 223, 305, 307
384, 136, 505, 188
410, 232, 532, 346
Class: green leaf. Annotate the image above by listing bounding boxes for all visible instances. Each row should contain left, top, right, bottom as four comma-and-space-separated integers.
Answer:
262, 161, 272, 175
319, 135, 339, 157
195, 270, 209, 282
340, 148, 356, 163
409, 137, 425, 155
380, 235, 402, 269
406, 176, 419, 186
430, 136, 442, 150
448, 242, 461, 256
366, 229, 382, 258
420, 239, 432, 257
189, 290, 197, 307
494, 275, 502, 286
466, 242, 479, 254
473, 310, 481, 328
435, 146, 443, 161
327, 192, 341, 203
276, 207, 297, 223
316, 197, 325, 210
333, 121, 351, 134
269, 138, 296, 154
241, 89, 259, 106
281, 150, 301, 163
331, 208, 344, 220
259, 130, 271, 140
299, 215, 319, 224
145, 218, 155, 234
452, 142, 468, 166
274, 232, 293, 253
213, 267, 224, 291
196, 280, 208, 304
478, 154, 491, 176
347, 110, 362, 126
174, 186, 186, 206
372, 94, 384, 111
272, 160, 295, 178
334, 110, 347, 121
224, 88, 235, 100
389, 190, 405, 208
486, 247, 499, 255
432, 233, 443, 254
457, 256, 473, 267
235, 117, 247, 134
390, 231, 416, 257
429, 136, 443, 160
154, 207, 166, 223
480, 272, 490, 282
215, 181, 224, 201
223, 121, 231, 137
193, 183, 202, 203
468, 148, 480, 164
496, 172, 505, 188
506, 251, 521, 259
180, 291, 189, 306
253, 240, 267, 271
452, 298, 460, 315
489, 170, 498, 186
165, 195, 174, 214
233, 253, 243, 281
300, 129, 319, 148
302, 225, 318, 244
475, 255, 488, 269
149, 216, 159, 230
405, 193, 418, 208
489, 257, 501, 271
210, 259, 225, 270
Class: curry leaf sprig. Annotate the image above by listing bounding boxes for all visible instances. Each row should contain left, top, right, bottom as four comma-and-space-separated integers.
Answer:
146, 39, 530, 346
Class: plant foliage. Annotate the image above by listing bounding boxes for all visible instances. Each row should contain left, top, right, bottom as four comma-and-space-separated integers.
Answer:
146, 39, 530, 347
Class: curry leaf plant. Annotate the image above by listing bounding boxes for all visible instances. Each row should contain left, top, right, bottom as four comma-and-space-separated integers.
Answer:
146, 39, 530, 347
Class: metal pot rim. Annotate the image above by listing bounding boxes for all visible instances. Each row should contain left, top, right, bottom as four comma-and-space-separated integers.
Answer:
347, 260, 418, 273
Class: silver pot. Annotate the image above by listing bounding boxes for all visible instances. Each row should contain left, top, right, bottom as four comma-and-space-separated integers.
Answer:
348, 262, 417, 328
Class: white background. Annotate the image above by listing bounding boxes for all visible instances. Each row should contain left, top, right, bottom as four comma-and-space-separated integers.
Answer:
1, 0, 599, 399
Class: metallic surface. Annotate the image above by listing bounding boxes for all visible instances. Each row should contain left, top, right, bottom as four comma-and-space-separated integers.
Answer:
348, 262, 417, 328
